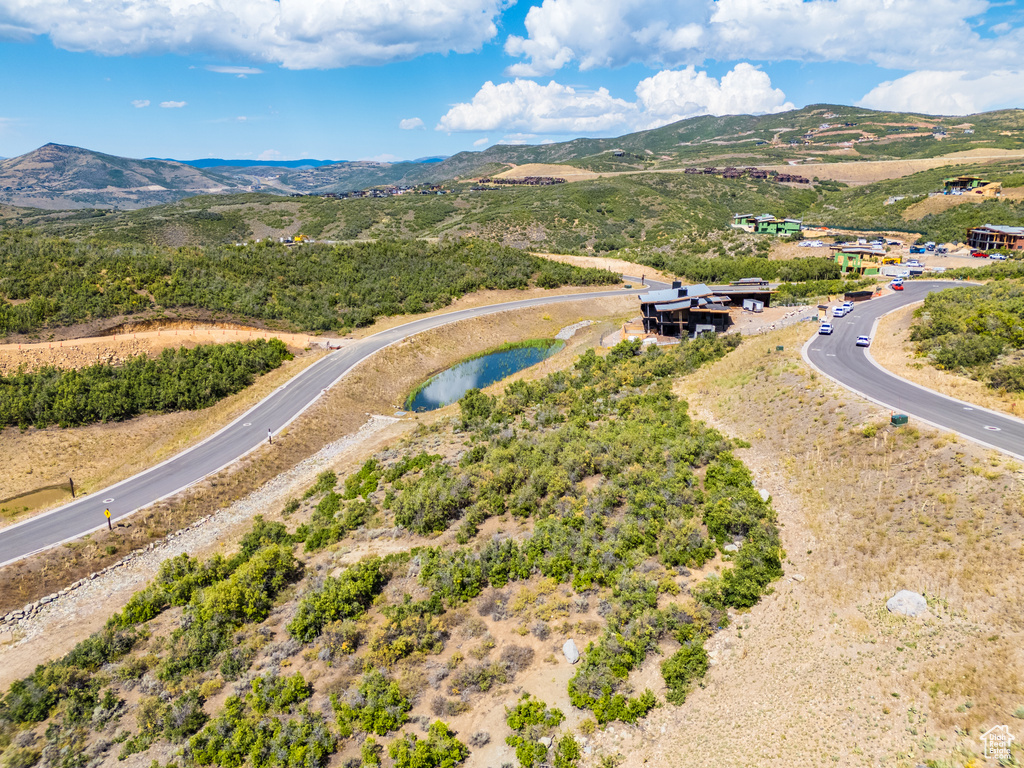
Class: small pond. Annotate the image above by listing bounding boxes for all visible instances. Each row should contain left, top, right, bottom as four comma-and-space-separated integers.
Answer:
407, 341, 564, 412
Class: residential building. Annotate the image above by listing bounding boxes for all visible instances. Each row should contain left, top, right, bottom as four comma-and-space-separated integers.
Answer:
967, 224, 1024, 251
830, 245, 883, 276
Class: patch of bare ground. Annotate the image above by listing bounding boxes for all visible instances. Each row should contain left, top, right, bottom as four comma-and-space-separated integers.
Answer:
902, 187, 1024, 220
872, 302, 1024, 419
584, 324, 1024, 767
490, 163, 601, 182
759, 149, 1024, 185
531, 252, 672, 284
0, 295, 634, 616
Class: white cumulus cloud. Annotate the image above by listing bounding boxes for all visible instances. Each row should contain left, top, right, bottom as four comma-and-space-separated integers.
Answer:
131, 99, 150, 108
0, 0, 509, 69
160, 101, 187, 108
504, 0, 1017, 77
634, 64, 792, 128
400, 117, 425, 130
437, 79, 637, 133
858, 70, 1024, 115
438, 64, 790, 135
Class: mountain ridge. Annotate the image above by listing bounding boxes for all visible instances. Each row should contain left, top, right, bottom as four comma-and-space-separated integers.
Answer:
3, 105, 1023, 209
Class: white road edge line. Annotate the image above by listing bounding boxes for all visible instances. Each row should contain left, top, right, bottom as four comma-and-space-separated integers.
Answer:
0, 285, 640, 567
800, 286, 1024, 463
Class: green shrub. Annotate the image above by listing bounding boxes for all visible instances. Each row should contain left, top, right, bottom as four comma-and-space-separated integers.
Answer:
287, 559, 387, 642
388, 721, 469, 768
661, 641, 709, 704
331, 670, 411, 737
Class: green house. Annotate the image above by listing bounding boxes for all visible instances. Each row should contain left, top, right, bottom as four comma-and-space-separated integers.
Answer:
832, 247, 881, 276
752, 215, 802, 236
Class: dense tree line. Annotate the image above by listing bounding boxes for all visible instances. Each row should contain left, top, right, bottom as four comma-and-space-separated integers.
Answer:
0, 338, 291, 429
0, 231, 618, 336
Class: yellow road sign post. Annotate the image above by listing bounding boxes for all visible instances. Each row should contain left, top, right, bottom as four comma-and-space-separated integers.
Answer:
105, 508, 112, 531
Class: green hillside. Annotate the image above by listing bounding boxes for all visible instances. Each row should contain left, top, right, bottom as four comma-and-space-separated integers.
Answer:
6, 172, 818, 251
0, 232, 617, 338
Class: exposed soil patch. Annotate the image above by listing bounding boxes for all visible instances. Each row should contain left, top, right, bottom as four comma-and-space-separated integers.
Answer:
490, 163, 601, 182
902, 186, 1024, 220
759, 148, 1024, 185
531, 252, 672, 284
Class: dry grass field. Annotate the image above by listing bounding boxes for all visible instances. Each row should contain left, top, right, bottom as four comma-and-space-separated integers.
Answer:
759, 148, 1024, 185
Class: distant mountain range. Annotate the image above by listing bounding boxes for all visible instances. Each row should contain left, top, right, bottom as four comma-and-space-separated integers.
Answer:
154, 156, 449, 169
0, 143, 249, 210
2, 105, 1022, 210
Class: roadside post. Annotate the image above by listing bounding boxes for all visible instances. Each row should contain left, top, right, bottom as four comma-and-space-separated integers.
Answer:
104, 508, 112, 530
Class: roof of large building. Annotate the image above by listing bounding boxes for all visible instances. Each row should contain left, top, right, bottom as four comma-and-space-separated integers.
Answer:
971, 224, 1024, 235
639, 283, 713, 305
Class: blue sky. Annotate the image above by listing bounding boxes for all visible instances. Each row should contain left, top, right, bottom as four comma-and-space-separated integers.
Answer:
0, 0, 1022, 162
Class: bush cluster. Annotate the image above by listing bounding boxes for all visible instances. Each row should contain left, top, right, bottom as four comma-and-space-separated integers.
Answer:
0, 339, 291, 429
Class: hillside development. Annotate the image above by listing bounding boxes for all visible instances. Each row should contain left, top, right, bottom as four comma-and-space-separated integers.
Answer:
3, 103, 1024, 768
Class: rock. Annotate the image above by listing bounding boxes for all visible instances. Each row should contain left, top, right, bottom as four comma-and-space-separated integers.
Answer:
723, 543, 739, 553
563, 639, 580, 664
886, 590, 927, 617
791, 574, 805, 582
539, 737, 552, 749
758, 488, 770, 502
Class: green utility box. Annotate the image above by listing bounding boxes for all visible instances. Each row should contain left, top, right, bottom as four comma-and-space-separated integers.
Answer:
776, 345, 784, 351
891, 414, 909, 426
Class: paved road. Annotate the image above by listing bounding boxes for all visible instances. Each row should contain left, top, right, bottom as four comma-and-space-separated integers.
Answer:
803, 279, 1024, 460
0, 281, 664, 566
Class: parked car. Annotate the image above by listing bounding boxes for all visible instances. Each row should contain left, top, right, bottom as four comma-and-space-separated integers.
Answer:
991, 253, 1008, 261
905, 259, 922, 267
856, 336, 871, 347
925, 242, 936, 251
818, 322, 834, 335
936, 247, 948, 254
896, 270, 910, 278
832, 306, 848, 318
910, 246, 926, 254
972, 250, 988, 257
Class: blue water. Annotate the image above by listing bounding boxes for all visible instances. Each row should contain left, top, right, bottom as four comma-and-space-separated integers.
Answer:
408, 342, 564, 412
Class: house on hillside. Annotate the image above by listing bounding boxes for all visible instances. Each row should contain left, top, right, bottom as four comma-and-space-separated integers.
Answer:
731, 213, 802, 235
830, 245, 883, 276
967, 224, 1024, 251
639, 279, 776, 338
752, 215, 802, 236
639, 283, 732, 338
944, 175, 992, 191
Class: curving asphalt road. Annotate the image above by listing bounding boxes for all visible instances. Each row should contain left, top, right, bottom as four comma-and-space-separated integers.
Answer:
0, 280, 665, 567
803, 279, 1024, 460
9, 276, 1020, 567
